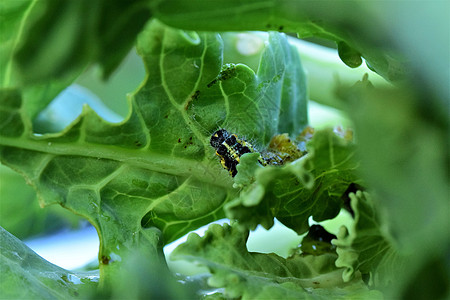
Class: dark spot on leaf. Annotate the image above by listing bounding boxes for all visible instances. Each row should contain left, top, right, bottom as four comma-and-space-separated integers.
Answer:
101, 255, 110, 265
184, 145, 187, 148
207, 79, 217, 88
219, 65, 237, 81
178, 138, 181, 143
278, 25, 284, 31
135, 140, 142, 147
189, 136, 193, 141
207, 64, 237, 87
191, 90, 200, 100
312, 281, 320, 285
164, 114, 169, 119
185, 90, 201, 110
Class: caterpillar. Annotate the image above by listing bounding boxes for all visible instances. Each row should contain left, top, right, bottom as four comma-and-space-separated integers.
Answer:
210, 129, 264, 177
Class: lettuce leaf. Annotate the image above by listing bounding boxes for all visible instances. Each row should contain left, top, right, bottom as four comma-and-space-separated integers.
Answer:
0, 226, 98, 298
1, 0, 81, 119
0, 20, 307, 286
9, 0, 151, 84
334, 191, 407, 287
171, 223, 383, 299
337, 76, 449, 298
226, 128, 360, 235
153, 0, 407, 82
2, 2, 447, 298
0, 164, 80, 239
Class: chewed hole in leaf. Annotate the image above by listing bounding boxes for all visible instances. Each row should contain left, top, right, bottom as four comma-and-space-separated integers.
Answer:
33, 85, 124, 134
246, 220, 302, 258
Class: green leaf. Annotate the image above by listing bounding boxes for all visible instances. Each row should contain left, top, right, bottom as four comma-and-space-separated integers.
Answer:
1, 0, 35, 88
0, 164, 80, 239
10, 0, 151, 84
1, 0, 75, 119
171, 223, 383, 299
339, 76, 448, 253
400, 255, 450, 300
226, 128, 360, 235
332, 190, 449, 299
94, 248, 197, 299
0, 226, 98, 299
334, 191, 407, 287
337, 42, 362, 68
154, 0, 408, 82
0, 20, 306, 284
337, 76, 449, 298
219, 32, 389, 111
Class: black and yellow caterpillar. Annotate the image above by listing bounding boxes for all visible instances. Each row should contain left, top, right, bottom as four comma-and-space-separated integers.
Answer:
210, 128, 308, 177
210, 128, 295, 177
210, 129, 263, 177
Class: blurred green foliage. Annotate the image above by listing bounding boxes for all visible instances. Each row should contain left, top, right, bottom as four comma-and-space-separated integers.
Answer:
0, 164, 81, 239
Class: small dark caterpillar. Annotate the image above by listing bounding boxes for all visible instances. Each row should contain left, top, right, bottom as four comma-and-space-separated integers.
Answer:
209, 128, 308, 177
207, 124, 324, 178
210, 129, 265, 177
